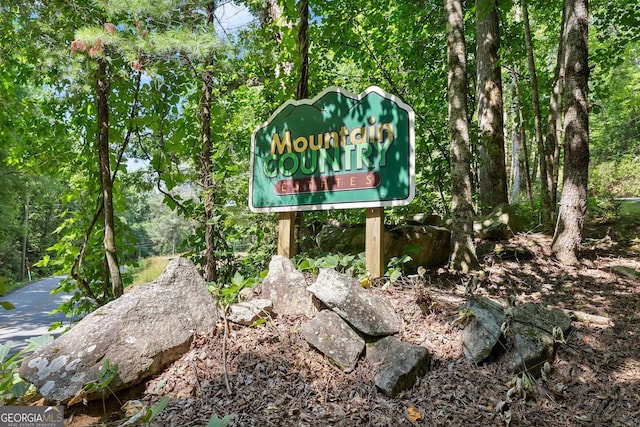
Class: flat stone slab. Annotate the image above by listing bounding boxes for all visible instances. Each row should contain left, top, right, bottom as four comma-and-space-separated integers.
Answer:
459, 297, 505, 363
307, 268, 401, 336
300, 310, 365, 372
366, 336, 431, 397
508, 303, 571, 374
227, 299, 273, 326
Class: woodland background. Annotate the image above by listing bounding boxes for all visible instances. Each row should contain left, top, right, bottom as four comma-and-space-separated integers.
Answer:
0, 0, 639, 312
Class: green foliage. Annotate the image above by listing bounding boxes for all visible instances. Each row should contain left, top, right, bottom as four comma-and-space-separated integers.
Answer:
0, 335, 53, 404
295, 252, 366, 278
2, 0, 639, 313
386, 254, 412, 283
587, 196, 622, 223
206, 413, 235, 427
590, 155, 640, 198
0, 278, 15, 311
208, 271, 265, 306
80, 358, 119, 397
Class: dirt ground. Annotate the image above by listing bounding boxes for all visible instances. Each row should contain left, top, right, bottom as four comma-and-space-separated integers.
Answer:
65, 213, 640, 426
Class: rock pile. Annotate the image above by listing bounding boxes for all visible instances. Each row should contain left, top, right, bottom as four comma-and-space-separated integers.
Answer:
229, 257, 431, 397
19, 252, 567, 406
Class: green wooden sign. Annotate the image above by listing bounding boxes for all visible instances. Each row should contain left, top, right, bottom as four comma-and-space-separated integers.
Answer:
249, 86, 415, 212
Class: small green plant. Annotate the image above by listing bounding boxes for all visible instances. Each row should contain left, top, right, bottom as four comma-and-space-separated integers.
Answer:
69, 358, 119, 406
207, 413, 235, 427
386, 254, 412, 283
84, 358, 119, 395
120, 395, 170, 426
506, 371, 534, 400
295, 252, 367, 278
453, 307, 476, 326
143, 396, 170, 424
208, 271, 264, 306
0, 335, 53, 404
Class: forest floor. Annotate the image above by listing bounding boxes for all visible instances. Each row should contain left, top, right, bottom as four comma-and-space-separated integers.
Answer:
66, 207, 640, 426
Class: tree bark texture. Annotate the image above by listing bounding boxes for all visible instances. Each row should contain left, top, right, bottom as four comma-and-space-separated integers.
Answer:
546, 4, 567, 220
552, 0, 589, 265
292, 0, 310, 254
201, 1, 217, 282
296, 0, 309, 100
476, 0, 508, 214
445, 0, 480, 273
97, 56, 123, 298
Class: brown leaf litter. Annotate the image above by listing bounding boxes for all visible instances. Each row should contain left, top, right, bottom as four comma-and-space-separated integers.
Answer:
67, 230, 640, 426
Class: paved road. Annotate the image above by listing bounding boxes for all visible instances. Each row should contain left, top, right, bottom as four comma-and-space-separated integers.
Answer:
0, 276, 73, 355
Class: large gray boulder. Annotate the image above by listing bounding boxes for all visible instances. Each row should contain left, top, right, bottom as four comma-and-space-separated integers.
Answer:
474, 203, 520, 240
260, 256, 318, 317
19, 258, 218, 404
315, 222, 451, 272
315, 225, 367, 256
307, 268, 401, 336
385, 225, 451, 270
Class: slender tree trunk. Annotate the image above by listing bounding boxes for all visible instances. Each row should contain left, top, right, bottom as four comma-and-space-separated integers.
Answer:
522, 0, 554, 228
476, 0, 508, 214
296, 0, 309, 100
546, 4, 567, 216
509, 66, 534, 216
97, 56, 123, 298
201, 1, 217, 282
510, 110, 521, 200
292, 0, 310, 253
445, 0, 479, 273
552, 0, 589, 265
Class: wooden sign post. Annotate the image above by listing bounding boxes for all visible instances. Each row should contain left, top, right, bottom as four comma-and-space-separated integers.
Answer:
278, 212, 296, 257
249, 86, 414, 279
366, 207, 385, 278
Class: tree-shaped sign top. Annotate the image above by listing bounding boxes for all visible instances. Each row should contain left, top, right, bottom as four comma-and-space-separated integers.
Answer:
249, 86, 415, 212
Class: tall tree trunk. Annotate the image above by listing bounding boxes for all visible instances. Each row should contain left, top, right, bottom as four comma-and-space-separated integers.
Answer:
292, 0, 310, 253
552, 0, 589, 265
522, 0, 554, 228
476, 0, 508, 214
97, 56, 123, 298
201, 1, 217, 282
445, 0, 479, 273
546, 4, 567, 218
509, 66, 534, 216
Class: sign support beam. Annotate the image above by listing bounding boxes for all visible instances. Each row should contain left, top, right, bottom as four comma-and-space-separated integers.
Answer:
278, 211, 297, 258
365, 207, 385, 278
